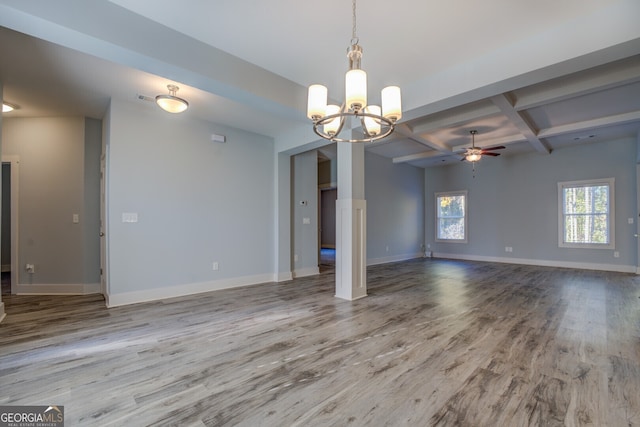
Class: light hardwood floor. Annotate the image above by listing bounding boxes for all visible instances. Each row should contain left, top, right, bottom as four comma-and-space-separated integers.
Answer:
1, 259, 639, 426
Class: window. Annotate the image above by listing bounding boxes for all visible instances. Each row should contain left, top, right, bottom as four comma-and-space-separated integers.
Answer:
558, 178, 614, 249
436, 191, 467, 243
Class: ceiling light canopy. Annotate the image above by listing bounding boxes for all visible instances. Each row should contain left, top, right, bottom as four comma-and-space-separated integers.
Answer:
306, 0, 401, 143
156, 84, 188, 113
2, 102, 17, 113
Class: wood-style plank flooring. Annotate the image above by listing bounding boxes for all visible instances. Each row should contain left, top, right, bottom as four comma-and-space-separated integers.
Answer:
1, 259, 639, 426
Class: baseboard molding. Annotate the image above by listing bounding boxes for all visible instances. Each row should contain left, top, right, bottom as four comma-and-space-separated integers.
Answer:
433, 252, 637, 274
106, 273, 274, 307
275, 271, 293, 282
293, 266, 320, 278
0, 302, 5, 324
16, 282, 101, 295
367, 252, 424, 266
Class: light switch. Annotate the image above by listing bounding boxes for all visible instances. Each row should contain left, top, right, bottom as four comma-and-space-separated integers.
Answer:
303, 217, 310, 225
72, 214, 80, 223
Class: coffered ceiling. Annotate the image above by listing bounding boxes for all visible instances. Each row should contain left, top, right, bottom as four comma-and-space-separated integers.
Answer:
0, 0, 639, 167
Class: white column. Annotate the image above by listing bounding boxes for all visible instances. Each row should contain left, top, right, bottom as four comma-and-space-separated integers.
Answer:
335, 141, 367, 300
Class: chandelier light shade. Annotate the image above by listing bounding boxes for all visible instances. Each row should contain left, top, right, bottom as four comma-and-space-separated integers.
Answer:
156, 84, 189, 113
307, 0, 402, 143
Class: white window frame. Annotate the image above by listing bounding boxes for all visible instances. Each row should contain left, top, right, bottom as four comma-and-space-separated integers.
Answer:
558, 178, 615, 249
435, 190, 468, 243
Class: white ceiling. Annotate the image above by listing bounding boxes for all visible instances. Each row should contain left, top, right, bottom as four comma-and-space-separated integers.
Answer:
1, 0, 639, 168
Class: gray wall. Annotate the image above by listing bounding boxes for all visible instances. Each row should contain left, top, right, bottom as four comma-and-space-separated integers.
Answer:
107, 99, 275, 298
2, 117, 101, 287
365, 151, 425, 263
292, 150, 319, 275
425, 137, 637, 270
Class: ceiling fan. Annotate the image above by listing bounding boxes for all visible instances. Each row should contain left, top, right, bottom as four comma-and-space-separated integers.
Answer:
461, 130, 505, 162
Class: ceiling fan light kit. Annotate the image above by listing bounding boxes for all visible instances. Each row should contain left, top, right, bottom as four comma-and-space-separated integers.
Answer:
463, 130, 505, 162
306, 0, 402, 143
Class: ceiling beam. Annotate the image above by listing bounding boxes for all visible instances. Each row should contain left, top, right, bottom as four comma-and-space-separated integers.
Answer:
513, 58, 640, 110
491, 94, 551, 154
410, 102, 501, 135
394, 123, 452, 153
537, 110, 640, 138
393, 150, 448, 164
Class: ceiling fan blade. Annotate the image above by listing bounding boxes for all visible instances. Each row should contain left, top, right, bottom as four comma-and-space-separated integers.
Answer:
482, 146, 506, 151
482, 152, 500, 156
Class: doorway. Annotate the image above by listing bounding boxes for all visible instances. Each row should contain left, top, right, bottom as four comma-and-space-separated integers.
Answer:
1, 156, 19, 295
319, 188, 337, 268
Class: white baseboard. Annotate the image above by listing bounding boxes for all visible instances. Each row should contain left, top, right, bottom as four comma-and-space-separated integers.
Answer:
16, 282, 101, 295
106, 273, 274, 307
293, 266, 320, 278
433, 252, 637, 274
367, 252, 423, 266
275, 271, 293, 282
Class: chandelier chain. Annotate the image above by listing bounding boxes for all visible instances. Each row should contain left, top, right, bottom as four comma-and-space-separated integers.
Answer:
352, 0, 358, 44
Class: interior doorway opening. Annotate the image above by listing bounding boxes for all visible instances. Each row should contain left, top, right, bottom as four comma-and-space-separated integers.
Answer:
1, 157, 19, 295
319, 188, 337, 269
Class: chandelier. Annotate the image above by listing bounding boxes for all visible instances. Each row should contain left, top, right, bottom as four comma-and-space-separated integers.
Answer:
306, 0, 402, 143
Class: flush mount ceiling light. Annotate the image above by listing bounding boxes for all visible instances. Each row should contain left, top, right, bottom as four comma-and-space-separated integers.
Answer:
156, 84, 189, 113
2, 102, 17, 113
306, 0, 402, 143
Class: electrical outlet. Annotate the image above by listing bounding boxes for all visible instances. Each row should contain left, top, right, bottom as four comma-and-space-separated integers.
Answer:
614, 251, 620, 258
294, 254, 299, 262
25, 263, 35, 273
212, 262, 219, 271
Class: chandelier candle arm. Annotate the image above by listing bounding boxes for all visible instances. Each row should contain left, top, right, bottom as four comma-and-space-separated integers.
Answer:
324, 104, 342, 136
363, 105, 381, 136
381, 86, 402, 122
307, 84, 328, 120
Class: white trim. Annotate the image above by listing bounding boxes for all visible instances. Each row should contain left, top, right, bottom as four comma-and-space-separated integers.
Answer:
558, 178, 615, 249
0, 302, 5, 324
435, 190, 468, 243
106, 273, 274, 307
293, 266, 320, 278
367, 252, 424, 266
275, 271, 293, 282
433, 252, 636, 274
16, 282, 101, 295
